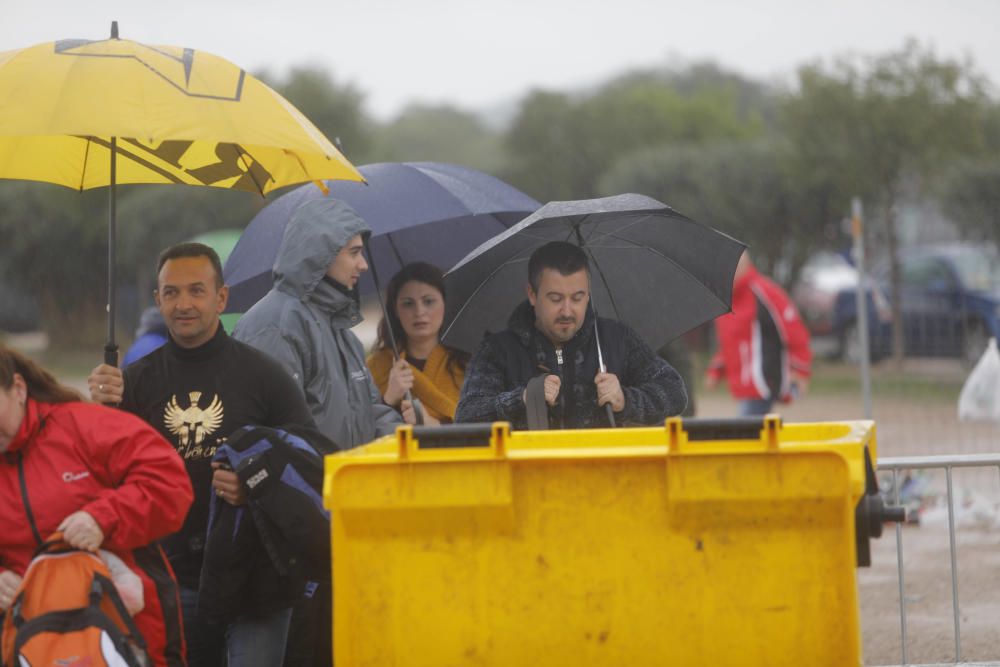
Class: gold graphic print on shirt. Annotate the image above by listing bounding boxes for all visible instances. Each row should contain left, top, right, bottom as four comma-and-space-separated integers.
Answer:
164, 391, 224, 459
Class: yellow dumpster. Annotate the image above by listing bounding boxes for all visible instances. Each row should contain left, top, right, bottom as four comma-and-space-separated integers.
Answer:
323, 417, 893, 667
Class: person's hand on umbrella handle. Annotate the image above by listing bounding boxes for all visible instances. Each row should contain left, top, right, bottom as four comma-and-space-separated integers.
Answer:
595, 372, 625, 413
384, 358, 414, 408
401, 399, 440, 426
211, 463, 247, 506
0, 570, 23, 612
58, 511, 104, 553
88, 364, 124, 405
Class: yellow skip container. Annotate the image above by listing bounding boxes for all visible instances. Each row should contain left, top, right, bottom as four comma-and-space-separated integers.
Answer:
323, 417, 883, 667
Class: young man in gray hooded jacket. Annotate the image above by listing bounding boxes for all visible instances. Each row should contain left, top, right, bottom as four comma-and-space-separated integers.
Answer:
233, 198, 401, 665
233, 197, 402, 450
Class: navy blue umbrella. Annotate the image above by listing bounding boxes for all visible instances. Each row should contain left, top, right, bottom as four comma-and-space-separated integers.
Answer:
223, 161, 540, 313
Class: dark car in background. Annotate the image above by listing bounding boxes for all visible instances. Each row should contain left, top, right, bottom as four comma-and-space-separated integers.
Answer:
792, 251, 892, 361
829, 243, 1000, 365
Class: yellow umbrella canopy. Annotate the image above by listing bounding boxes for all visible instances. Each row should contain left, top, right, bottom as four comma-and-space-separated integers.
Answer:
0, 26, 361, 192
0, 23, 363, 363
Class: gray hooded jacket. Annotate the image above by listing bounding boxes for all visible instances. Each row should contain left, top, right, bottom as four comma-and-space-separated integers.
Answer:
233, 198, 401, 450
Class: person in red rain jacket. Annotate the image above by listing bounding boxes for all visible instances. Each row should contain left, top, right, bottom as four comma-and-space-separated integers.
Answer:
0, 343, 193, 667
706, 251, 812, 415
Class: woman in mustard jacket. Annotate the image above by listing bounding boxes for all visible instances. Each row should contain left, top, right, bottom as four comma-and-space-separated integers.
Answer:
367, 262, 469, 425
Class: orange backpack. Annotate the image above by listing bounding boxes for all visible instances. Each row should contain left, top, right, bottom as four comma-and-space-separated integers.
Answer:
1, 535, 149, 667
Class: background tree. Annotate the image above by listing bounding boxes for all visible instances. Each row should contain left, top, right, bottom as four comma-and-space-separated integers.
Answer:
939, 157, 1000, 249
263, 65, 375, 164
780, 40, 991, 363
371, 104, 506, 174
504, 64, 765, 201
600, 140, 821, 282
0, 182, 108, 345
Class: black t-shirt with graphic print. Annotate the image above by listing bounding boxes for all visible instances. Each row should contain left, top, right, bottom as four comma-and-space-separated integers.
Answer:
121, 324, 314, 588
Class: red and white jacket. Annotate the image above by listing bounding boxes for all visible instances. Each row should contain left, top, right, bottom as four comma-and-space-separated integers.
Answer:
0, 399, 193, 667
708, 265, 812, 402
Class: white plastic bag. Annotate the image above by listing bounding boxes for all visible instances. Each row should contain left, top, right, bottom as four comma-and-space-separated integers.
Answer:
99, 550, 145, 616
958, 337, 1000, 423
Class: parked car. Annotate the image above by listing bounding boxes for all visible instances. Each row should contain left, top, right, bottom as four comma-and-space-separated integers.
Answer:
792, 251, 891, 359
832, 243, 1000, 365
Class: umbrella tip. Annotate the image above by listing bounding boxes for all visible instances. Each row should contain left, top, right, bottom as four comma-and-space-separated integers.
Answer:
111, 21, 119, 39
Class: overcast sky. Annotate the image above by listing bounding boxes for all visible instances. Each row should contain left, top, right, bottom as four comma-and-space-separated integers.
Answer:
3, 0, 998, 119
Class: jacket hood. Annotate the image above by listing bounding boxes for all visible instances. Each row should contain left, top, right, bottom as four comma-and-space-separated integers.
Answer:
273, 198, 371, 299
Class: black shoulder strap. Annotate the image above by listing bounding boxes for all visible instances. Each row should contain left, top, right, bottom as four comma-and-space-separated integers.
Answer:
524, 375, 549, 431
16, 452, 42, 547
91, 572, 148, 651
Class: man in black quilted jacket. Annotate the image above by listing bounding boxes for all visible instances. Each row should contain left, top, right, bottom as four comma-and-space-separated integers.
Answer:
455, 241, 686, 429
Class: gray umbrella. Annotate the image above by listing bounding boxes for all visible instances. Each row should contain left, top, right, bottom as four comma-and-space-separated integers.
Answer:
441, 193, 747, 355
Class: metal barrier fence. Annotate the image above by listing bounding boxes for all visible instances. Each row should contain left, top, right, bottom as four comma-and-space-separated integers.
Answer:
876, 454, 1000, 667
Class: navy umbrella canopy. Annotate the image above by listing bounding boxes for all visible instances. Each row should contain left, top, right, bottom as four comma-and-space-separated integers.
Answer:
223, 161, 540, 313
441, 193, 747, 355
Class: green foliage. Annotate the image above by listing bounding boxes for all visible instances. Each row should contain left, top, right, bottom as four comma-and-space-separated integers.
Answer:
781, 40, 990, 232
115, 185, 261, 300
262, 65, 375, 163
0, 182, 108, 343
371, 104, 506, 174
600, 140, 821, 282
939, 157, 1000, 248
780, 40, 993, 360
504, 67, 765, 201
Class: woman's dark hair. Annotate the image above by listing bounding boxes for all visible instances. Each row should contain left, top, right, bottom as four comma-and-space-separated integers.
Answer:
0, 343, 83, 403
375, 262, 469, 375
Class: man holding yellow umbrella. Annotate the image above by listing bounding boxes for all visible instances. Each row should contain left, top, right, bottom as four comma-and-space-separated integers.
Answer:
0, 23, 362, 666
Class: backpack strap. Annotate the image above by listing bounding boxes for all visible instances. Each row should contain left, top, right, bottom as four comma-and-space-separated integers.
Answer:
524, 375, 549, 431
16, 452, 42, 547
90, 572, 147, 652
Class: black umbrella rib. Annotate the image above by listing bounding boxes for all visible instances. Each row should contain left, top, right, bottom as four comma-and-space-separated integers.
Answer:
385, 234, 405, 268
602, 229, 732, 312
579, 213, 649, 247
442, 254, 530, 339
584, 249, 624, 322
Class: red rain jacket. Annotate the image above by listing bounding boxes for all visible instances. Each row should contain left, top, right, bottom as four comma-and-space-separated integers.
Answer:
0, 399, 193, 667
708, 264, 812, 402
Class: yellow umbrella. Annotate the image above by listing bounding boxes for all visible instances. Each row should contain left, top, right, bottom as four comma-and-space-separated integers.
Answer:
0, 22, 364, 363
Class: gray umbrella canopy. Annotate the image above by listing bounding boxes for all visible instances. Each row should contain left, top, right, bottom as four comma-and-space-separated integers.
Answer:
441, 193, 747, 354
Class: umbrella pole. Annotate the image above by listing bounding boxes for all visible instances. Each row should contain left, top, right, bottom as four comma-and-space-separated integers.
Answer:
363, 238, 424, 425
590, 308, 617, 428
104, 136, 118, 367
577, 234, 616, 428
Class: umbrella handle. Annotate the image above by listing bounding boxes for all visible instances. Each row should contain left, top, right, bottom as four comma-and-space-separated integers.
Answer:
604, 403, 616, 428
407, 392, 425, 426
104, 344, 119, 368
